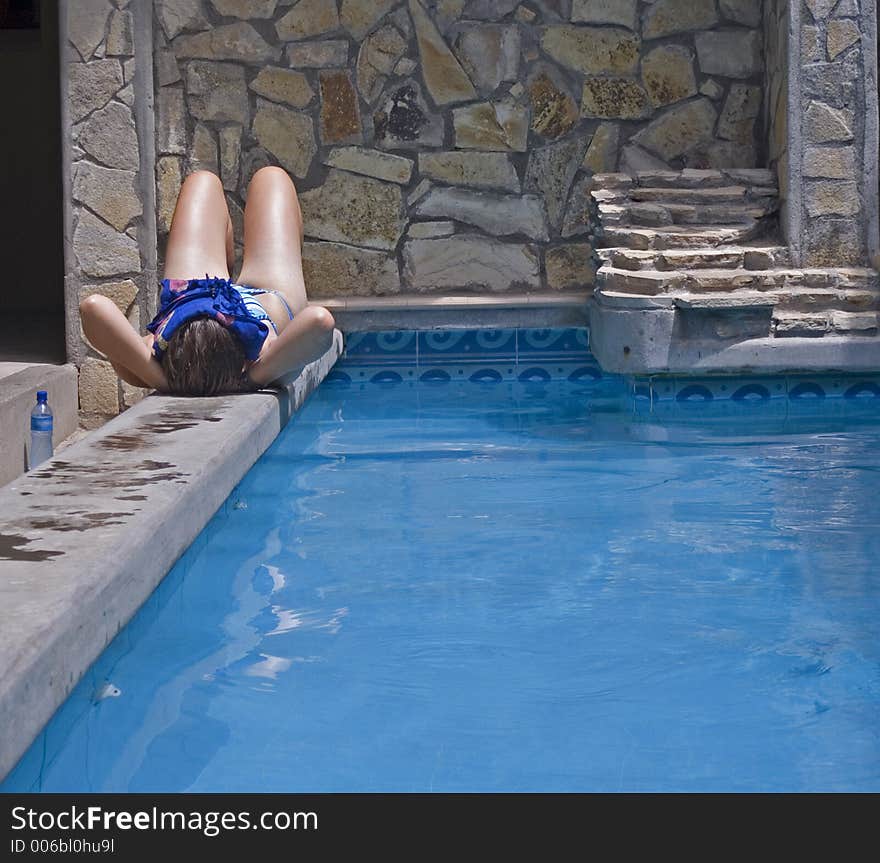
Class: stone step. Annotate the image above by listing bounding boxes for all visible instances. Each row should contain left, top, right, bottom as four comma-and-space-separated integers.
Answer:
772, 310, 880, 337
592, 168, 776, 190
597, 289, 880, 316
599, 246, 791, 272
597, 266, 880, 297
600, 223, 768, 250
599, 201, 777, 228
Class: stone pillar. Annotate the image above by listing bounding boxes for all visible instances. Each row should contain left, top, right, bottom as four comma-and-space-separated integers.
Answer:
62, 0, 157, 419
790, 0, 880, 268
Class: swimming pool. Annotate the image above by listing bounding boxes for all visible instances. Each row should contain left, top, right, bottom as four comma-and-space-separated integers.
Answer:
5, 330, 880, 792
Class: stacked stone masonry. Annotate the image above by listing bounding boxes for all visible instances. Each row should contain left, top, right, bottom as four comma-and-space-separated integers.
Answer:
152, 0, 772, 300
68, 0, 156, 418
795, 0, 877, 268
590, 168, 880, 340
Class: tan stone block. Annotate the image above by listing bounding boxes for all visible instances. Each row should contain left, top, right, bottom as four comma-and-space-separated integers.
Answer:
801, 25, 823, 63
249, 67, 314, 108
275, 0, 340, 40
80, 279, 139, 314
252, 100, 316, 177
827, 19, 860, 61
805, 181, 860, 217
717, 84, 762, 145
528, 69, 578, 139
157, 156, 183, 234
581, 77, 651, 120
69, 0, 112, 61
418, 151, 519, 192
572, 0, 637, 29
545, 244, 594, 291
73, 163, 141, 232
157, 0, 209, 40
302, 241, 401, 297
453, 101, 529, 151
219, 126, 242, 191
121, 381, 150, 408
189, 123, 219, 173
583, 123, 619, 173
339, 0, 398, 39
643, 0, 718, 39
175, 22, 276, 63
68, 59, 123, 124
541, 25, 639, 76
803, 146, 855, 179
106, 10, 133, 56
79, 358, 120, 415
632, 98, 717, 161
454, 24, 520, 94
356, 25, 407, 103
409, 0, 477, 105
642, 44, 696, 109
402, 235, 540, 292
805, 102, 854, 143
324, 147, 413, 184
74, 210, 141, 278
319, 70, 362, 145
210, 0, 278, 17
186, 61, 250, 125
286, 40, 348, 68
79, 102, 139, 170
300, 169, 405, 250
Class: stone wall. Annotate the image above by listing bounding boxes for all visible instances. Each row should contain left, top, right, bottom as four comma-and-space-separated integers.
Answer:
763, 0, 789, 241
793, 0, 879, 267
152, 0, 767, 297
65, 0, 157, 418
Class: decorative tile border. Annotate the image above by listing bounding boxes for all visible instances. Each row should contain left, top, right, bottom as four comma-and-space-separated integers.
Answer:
332, 328, 601, 384
632, 372, 880, 404
333, 328, 880, 400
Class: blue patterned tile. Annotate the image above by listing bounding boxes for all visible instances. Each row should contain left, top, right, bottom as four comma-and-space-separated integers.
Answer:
842, 378, 880, 399
787, 379, 827, 400
418, 329, 516, 364
341, 331, 417, 365
418, 363, 518, 383
517, 328, 589, 358
351, 366, 420, 384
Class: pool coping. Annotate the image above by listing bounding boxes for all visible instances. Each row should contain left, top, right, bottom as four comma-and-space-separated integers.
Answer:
0, 331, 342, 782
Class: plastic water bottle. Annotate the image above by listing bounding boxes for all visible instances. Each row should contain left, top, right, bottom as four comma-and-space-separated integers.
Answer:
29, 390, 53, 470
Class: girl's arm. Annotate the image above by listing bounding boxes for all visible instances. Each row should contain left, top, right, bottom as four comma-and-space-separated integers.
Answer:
246, 306, 335, 387
80, 295, 169, 391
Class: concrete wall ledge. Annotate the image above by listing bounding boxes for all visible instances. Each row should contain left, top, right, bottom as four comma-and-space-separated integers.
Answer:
589, 300, 880, 375
0, 364, 79, 488
0, 331, 342, 781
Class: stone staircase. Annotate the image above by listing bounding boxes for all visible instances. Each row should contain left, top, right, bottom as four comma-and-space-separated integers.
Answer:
588, 169, 880, 374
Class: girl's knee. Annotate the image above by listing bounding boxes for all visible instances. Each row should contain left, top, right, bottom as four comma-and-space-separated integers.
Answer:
79, 293, 111, 319
299, 305, 335, 333
250, 165, 297, 193
183, 169, 223, 192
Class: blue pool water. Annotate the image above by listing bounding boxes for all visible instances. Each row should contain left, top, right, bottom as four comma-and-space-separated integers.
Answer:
6, 376, 880, 792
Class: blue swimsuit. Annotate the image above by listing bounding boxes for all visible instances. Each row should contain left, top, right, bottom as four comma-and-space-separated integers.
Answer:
233, 286, 295, 334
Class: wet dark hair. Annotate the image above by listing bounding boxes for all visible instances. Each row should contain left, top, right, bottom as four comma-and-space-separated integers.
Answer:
161, 317, 250, 395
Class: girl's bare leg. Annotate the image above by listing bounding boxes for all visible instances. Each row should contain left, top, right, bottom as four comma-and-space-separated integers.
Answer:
237, 166, 308, 313
80, 170, 233, 391
164, 170, 233, 280
237, 167, 336, 386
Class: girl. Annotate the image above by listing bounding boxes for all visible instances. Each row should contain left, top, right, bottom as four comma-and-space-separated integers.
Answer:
80, 166, 336, 395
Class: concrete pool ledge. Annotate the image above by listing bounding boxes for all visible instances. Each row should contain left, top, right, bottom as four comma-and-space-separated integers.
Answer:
0, 330, 343, 782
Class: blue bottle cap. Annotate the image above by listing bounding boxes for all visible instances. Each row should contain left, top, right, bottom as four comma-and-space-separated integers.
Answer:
36, 390, 47, 402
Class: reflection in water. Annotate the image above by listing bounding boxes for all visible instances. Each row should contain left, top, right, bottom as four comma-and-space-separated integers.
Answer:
5, 379, 880, 792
